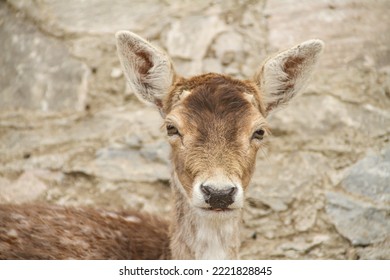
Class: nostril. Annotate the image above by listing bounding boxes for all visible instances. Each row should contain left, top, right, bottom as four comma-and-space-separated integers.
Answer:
228, 186, 238, 196
200, 185, 212, 196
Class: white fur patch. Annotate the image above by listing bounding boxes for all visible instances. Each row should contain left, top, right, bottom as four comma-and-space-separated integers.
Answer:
101, 211, 119, 219
7, 229, 18, 238
179, 90, 191, 101
193, 210, 239, 259
101, 211, 141, 223
124, 216, 141, 223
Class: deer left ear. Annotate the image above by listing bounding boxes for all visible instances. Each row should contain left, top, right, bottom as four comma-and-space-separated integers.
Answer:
116, 31, 176, 113
254, 39, 324, 115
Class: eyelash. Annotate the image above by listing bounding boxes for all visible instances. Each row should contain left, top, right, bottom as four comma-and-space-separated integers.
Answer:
166, 124, 180, 137
252, 129, 265, 141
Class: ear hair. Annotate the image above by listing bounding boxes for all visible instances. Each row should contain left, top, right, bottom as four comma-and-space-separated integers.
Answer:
255, 39, 324, 115
116, 31, 176, 112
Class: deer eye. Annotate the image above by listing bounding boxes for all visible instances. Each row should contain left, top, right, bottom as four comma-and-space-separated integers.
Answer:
166, 124, 180, 137
252, 129, 265, 141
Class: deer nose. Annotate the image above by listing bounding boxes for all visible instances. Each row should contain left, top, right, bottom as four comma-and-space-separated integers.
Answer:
200, 184, 238, 209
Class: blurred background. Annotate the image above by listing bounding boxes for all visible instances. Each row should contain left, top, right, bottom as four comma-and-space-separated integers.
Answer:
0, 0, 389, 259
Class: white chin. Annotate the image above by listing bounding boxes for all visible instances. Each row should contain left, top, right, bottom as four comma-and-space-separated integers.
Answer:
195, 207, 241, 218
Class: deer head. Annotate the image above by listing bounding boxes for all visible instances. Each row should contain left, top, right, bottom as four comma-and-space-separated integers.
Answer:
116, 31, 323, 217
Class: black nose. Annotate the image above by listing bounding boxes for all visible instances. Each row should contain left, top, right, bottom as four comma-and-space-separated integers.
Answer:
200, 184, 237, 209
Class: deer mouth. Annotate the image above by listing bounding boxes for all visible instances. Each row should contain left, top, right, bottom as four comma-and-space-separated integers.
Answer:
202, 207, 234, 212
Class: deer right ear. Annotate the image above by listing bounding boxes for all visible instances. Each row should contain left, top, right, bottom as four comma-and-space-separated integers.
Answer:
254, 39, 324, 115
116, 31, 176, 112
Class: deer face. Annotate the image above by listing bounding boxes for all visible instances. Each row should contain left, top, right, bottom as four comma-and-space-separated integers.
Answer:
116, 31, 323, 214
164, 74, 268, 212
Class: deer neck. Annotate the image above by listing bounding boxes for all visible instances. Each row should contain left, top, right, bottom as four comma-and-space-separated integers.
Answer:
169, 171, 241, 260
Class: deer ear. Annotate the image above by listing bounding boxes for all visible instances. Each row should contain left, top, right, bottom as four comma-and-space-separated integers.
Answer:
254, 39, 324, 115
116, 31, 176, 111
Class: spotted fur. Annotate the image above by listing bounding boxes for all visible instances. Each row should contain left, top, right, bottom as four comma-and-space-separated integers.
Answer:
0, 204, 170, 259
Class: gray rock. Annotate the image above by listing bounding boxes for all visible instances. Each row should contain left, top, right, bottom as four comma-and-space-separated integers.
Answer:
7, 0, 169, 37
140, 140, 170, 165
0, 3, 89, 112
276, 235, 329, 254
269, 94, 390, 138
70, 147, 170, 183
266, 0, 390, 69
249, 194, 289, 212
124, 135, 143, 149
326, 148, 390, 246
326, 192, 390, 246
341, 148, 390, 204
172, 59, 204, 77
202, 58, 223, 74
212, 31, 244, 65
357, 238, 390, 259
164, 15, 225, 60
292, 204, 318, 232
250, 151, 331, 207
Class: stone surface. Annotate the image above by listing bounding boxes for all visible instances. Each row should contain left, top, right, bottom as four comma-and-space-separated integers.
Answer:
212, 31, 244, 64
356, 237, 390, 260
266, 0, 390, 69
7, 0, 169, 36
164, 15, 226, 61
341, 148, 390, 204
0, 171, 48, 203
250, 151, 331, 209
292, 204, 318, 232
70, 146, 170, 183
0, 2, 89, 112
326, 192, 390, 246
326, 147, 390, 248
276, 235, 330, 255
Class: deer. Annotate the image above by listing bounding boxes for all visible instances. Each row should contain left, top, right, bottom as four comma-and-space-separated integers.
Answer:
0, 31, 323, 260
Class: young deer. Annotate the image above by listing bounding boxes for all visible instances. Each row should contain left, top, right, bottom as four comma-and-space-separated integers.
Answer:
0, 31, 323, 260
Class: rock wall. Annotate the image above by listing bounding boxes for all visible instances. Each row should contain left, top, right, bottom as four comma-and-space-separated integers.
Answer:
0, 0, 389, 259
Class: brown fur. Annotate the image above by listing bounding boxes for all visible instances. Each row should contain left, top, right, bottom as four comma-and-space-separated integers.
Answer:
0, 204, 170, 260
165, 74, 266, 116
164, 73, 267, 196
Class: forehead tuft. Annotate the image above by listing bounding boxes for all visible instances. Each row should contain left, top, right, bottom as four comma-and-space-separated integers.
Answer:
182, 73, 255, 92
167, 73, 263, 117
186, 84, 249, 117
